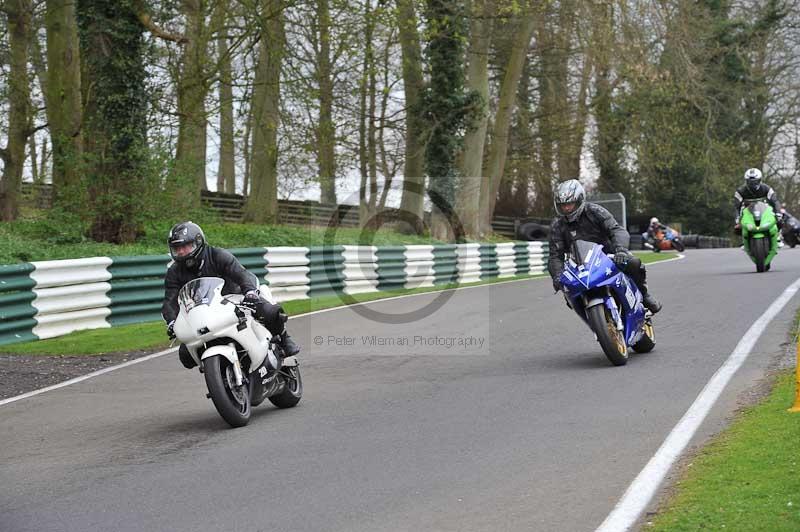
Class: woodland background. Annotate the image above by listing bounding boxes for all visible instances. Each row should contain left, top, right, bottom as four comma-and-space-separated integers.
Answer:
0, 0, 799, 242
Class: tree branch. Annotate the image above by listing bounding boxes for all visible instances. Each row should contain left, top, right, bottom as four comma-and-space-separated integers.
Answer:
136, 6, 188, 43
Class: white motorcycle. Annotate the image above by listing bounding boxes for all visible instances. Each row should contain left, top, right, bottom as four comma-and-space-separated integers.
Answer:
174, 277, 302, 427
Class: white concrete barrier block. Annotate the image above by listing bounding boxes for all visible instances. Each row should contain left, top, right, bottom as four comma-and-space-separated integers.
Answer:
32, 282, 112, 316
30, 257, 113, 288
33, 307, 112, 339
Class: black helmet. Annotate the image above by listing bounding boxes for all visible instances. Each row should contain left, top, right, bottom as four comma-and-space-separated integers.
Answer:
744, 168, 762, 192
554, 179, 586, 222
168, 221, 206, 269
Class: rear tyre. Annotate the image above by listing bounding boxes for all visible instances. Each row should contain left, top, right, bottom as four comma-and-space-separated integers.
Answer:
752, 237, 768, 273
586, 304, 628, 366
269, 365, 303, 408
632, 319, 656, 353
204, 356, 251, 427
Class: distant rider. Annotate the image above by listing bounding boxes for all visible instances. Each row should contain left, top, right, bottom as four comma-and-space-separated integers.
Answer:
548, 180, 662, 314
643, 217, 668, 249
161, 221, 300, 368
734, 168, 784, 234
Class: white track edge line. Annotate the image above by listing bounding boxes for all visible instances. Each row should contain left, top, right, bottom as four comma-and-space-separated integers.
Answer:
596, 275, 800, 532
0, 346, 177, 407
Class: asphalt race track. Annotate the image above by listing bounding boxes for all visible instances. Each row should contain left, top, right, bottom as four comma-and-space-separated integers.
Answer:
2, 249, 799, 532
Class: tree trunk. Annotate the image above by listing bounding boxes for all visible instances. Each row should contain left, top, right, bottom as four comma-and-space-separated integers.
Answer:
45, 0, 83, 207
0, 0, 32, 221
358, 0, 374, 227
479, 12, 536, 234
243, 86, 254, 196
214, 3, 236, 194
457, 0, 492, 237
396, 0, 426, 233
316, 0, 337, 204
175, 0, 208, 202
77, 0, 148, 242
244, 0, 284, 224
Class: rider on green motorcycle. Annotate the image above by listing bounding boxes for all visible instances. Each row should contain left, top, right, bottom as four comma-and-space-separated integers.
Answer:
734, 168, 785, 234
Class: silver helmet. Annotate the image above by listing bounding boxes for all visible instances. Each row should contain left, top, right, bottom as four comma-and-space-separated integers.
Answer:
554, 179, 586, 222
744, 168, 762, 192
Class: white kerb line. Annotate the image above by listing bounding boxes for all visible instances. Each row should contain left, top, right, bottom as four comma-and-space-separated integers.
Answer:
596, 276, 800, 532
0, 347, 177, 407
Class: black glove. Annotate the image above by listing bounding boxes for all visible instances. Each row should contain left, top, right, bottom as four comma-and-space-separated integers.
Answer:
241, 291, 262, 312
552, 277, 562, 292
613, 249, 631, 268
166, 320, 176, 340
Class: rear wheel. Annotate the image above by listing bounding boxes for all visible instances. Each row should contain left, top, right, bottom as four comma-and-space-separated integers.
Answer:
751, 237, 768, 272
204, 356, 251, 427
269, 365, 303, 408
632, 319, 655, 353
586, 304, 628, 366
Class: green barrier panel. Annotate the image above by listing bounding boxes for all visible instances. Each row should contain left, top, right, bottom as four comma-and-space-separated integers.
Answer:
108, 255, 170, 279
376, 246, 406, 291
108, 256, 169, 326
479, 244, 499, 280
0, 292, 37, 321
514, 242, 530, 275
432, 244, 459, 285
307, 246, 345, 297
0, 318, 38, 344
229, 247, 269, 274
0, 263, 38, 345
0, 263, 36, 293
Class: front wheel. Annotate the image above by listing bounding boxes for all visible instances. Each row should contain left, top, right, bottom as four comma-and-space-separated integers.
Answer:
751, 237, 768, 272
269, 365, 303, 408
204, 356, 251, 427
672, 238, 685, 252
586, 304, 628, 366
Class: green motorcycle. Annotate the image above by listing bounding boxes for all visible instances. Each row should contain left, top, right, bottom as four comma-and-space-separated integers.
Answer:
740, 200, 779, 273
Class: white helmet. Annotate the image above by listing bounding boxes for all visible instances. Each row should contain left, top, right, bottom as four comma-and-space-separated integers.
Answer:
554, 179, 586, 222
650, 217, 659, 225
744, 168, 762, 192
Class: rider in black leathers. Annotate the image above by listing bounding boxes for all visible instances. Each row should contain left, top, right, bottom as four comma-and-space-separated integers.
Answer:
162, 221, 300, 368
734, 168, 784, 233
548, 179, 662, 313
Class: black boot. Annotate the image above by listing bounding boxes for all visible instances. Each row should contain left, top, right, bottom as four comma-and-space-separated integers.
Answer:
639, 281, 662, 314
279, 333, 301, 357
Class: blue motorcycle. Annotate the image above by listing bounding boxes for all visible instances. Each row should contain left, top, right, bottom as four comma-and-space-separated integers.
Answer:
559, 240, 656, 366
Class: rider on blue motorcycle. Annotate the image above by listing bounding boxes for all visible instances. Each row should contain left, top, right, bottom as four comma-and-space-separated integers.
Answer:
548, 180, 662, 314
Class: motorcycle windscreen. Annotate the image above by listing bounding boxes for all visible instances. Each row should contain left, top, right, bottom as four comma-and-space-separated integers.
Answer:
178, 277, 224, 312
569, 240, 599, 265
747, 201, 767, 221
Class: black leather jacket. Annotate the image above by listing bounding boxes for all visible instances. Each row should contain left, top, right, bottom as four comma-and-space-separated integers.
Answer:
161, 246, 259, 324
734, 183, 782, 221
548, 202, 630, 280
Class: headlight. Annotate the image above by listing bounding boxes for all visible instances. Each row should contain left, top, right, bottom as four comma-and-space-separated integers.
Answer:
761, 221, 773, 230
748, 224, 756, 232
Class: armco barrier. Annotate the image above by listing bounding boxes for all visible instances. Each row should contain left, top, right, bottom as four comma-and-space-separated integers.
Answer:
0, 242, 549, 346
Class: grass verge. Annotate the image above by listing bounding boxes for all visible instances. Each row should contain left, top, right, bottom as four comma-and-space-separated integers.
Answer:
0, 211, 508, 264
646, 370, 800, 531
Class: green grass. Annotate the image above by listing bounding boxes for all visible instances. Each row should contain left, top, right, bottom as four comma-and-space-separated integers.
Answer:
1, 273, 547, 356
0, 214, 449, 264
647, 371, 800, 531
635, 250, 680, 264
